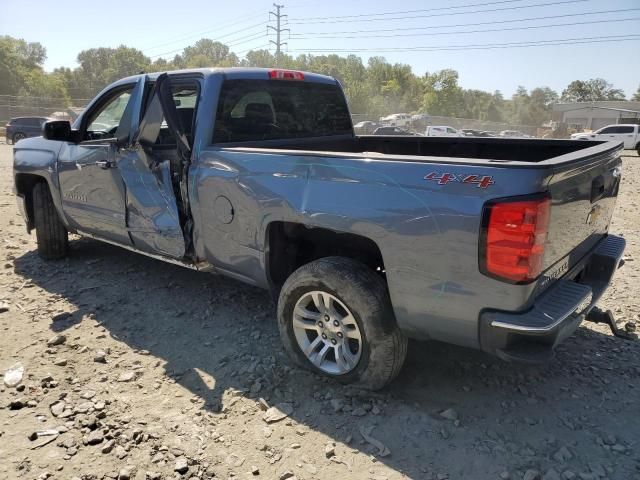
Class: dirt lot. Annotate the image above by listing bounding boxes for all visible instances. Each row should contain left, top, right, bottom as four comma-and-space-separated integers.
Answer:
0, 143, 639, 480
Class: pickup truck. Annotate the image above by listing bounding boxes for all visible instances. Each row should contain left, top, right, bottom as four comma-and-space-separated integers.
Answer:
571, 124, 640, 153
13, 68, 626, 389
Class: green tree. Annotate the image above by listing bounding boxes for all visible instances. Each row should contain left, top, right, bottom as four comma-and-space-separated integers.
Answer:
420, 69, 465, 117
561, 78, 626, 102
632, 85, 640, 101
0, 36, 49, 95
174, 39, 237, 68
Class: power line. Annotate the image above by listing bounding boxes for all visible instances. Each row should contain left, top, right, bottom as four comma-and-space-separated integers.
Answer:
227, 31, 270, 48
149, 21, 268, 59
236, 44, 272, 55
288, 0, 590, 24
286, 34, 640, 53
289, 0, 546, 21
289, 8, 640, 36
290, 17, 640, 41
141, 12, 267, 52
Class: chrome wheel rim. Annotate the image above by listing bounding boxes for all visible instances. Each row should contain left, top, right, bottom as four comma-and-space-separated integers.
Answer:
292, 290, 362, 375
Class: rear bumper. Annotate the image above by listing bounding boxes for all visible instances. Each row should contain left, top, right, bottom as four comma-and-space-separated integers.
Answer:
479, 234, 625, 363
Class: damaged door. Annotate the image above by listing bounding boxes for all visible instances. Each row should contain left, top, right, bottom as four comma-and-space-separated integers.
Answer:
116, 73, 193, 259
58, 77, 145, 245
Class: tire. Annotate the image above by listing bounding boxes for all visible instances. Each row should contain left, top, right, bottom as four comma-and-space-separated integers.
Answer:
12, 132, 26, 143
33, 182, 68, 260
277, 256, 408, 390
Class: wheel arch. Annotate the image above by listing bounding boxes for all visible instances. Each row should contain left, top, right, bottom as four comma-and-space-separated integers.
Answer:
14, 173, 48, 232
264, 221, 386, 298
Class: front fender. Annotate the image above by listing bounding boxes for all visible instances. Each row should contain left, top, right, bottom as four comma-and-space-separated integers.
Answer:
13, 137, 69, 230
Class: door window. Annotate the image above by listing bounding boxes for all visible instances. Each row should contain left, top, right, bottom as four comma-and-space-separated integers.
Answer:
616, 126, 634, 134
598, 126, 617, 134
84, 88, 134, 140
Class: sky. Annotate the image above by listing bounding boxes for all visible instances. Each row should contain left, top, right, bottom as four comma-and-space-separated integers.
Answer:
2, 0, 639, 98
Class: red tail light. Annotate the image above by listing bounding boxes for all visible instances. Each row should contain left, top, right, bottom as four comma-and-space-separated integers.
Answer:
480, 195, 551, 283
268, 69, 305, 81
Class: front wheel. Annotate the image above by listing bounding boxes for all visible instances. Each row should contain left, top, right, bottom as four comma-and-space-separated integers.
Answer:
277, 257, 407, 390
33, 182, 69, 260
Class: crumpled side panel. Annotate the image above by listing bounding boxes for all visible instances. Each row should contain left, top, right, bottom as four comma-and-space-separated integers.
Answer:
118, 149, 185, 259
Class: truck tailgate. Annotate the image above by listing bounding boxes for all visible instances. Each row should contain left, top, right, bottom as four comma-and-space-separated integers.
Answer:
543, 149, 622, 272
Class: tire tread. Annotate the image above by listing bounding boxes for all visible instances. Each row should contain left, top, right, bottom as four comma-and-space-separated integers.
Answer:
33, 182, 68, 260
278, 256, 408, 390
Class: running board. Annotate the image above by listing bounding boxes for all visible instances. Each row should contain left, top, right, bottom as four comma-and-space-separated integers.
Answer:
76, 230, 214, 272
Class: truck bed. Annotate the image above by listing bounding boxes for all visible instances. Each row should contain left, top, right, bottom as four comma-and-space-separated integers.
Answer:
220, 134, 618, 166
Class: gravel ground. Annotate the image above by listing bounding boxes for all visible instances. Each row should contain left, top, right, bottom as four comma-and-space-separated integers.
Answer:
1, 143, 639, 480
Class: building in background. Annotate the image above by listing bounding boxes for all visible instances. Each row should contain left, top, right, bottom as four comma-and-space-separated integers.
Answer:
552, 101, 640, 131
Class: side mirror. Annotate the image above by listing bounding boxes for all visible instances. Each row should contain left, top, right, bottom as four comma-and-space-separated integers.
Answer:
43, 120, 75, 142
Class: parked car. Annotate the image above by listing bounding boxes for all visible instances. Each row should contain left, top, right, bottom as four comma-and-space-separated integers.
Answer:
571, 124, 640, 153
425, 125, 463, 137
5, 117, 51, 144
13, 68, 625, 390
500, 130, 530, 138
380, 113, 411, 127
353, 121, 379, 135
461, 129, 488, 137
372, 126, 419, 136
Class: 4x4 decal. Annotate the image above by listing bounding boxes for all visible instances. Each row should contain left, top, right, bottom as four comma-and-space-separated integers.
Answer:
424, 172, 495, 189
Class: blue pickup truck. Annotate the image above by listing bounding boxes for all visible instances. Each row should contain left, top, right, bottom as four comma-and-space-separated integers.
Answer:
13, 68, 626, 389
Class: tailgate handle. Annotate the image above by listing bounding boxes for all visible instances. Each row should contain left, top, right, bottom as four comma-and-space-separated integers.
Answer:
590, 175, 605, 203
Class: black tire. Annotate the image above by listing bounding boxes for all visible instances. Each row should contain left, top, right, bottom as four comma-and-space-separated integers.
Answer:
33, 182, 68, 260
12, 132, 26, 143
277, 256, 408, 390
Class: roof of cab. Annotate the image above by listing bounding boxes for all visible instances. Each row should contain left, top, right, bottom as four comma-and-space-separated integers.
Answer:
114, 67, 338, 87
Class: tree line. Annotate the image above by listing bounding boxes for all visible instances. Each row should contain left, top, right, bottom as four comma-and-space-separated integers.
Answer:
2, 35, 639, 127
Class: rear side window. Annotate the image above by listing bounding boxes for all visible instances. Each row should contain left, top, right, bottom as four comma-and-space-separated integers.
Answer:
213, 79, 352, 143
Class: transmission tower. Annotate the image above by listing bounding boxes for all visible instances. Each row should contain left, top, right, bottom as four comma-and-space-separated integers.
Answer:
268, 3, 289, 66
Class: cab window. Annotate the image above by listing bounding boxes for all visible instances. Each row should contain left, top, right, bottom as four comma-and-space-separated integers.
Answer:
213, 79, 352, 143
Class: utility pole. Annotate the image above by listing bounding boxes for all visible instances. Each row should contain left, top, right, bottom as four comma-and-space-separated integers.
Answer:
268, 3, 289, 66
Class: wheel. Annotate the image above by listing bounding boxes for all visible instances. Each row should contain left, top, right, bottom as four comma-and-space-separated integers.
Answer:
277, 257, 408, 390
12, 132, 26, 143
33, 182, 68, 260
636, 144, 640, 156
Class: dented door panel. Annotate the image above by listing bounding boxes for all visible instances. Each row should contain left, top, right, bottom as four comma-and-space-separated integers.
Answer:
116, 73, 188, 259
117, 151, 185, 258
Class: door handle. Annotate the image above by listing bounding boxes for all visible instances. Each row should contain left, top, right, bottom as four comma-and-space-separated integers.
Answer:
96, 160, 114, 169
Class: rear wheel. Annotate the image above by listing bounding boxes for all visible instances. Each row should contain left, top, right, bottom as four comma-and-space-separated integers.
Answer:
277, 257, 407, 390
12, 132, 26, 143
33, 182, 68, 260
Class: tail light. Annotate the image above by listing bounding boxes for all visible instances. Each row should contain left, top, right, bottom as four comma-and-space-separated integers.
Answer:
480, 194, 551, 283
269, 69, 305, 81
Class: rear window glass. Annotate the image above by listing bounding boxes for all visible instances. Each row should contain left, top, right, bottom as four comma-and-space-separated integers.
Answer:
213, 79, 352, 143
